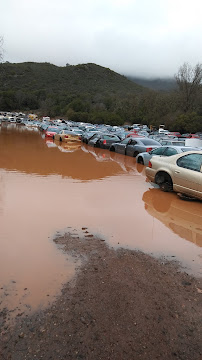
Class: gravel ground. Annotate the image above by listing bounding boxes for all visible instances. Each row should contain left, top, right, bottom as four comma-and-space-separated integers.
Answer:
0, 229, 202, 360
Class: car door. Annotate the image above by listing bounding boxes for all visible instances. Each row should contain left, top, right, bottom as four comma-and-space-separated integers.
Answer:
108, 135, 120, 146
125, 139, 138, 156
115, 138, 130, 154
172, 153, 202, 198
89, 134, 100, 146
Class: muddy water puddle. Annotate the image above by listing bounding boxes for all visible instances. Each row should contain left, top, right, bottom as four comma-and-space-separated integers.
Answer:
0, 125, 202, 322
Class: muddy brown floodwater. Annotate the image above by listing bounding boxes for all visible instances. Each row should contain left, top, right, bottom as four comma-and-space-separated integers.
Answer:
0, 124, 202, 325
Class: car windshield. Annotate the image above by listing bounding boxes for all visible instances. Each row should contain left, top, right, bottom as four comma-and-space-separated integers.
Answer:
102, 135, 120, 140
151, 148, 164, 155
171, 142, 185, 146
60, 130, 70, 134
72, 130, 82, 134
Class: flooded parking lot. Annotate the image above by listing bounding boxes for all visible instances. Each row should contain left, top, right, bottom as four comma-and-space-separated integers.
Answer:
0, 124, 202, 320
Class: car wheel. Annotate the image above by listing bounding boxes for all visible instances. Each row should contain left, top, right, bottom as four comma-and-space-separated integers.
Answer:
110, 146, 115, 152
60, 137, 62, 142
53, 135, 55, 140
155, 172, 173, 192
137, 157, 144, 164
133, 151, 139, 157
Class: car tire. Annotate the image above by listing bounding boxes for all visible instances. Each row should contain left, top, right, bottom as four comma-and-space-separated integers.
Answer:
137, 157, 144, 165
53, 136, 55, 140
110, 146, 115, 152
60, 137, 62, 142
156, 172, 173, 192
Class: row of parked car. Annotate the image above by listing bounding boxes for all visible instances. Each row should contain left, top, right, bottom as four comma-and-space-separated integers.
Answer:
4, 117, 201, 201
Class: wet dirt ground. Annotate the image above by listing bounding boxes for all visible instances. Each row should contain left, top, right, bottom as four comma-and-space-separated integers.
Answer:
1, 230, 202, 360
0, 124, 202, 359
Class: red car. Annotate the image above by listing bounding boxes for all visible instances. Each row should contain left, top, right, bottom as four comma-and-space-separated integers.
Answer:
189, 134, 200, 138
45, 127, 60, 138
170, 132, 181, 137
126, 131, 143, 138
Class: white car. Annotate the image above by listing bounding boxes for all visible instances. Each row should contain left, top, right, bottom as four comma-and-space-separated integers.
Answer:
136, 146, 198, 166
146, 151, 202, 200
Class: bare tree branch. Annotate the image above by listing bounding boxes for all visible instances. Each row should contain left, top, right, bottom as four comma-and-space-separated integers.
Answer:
175, 62, 202, 112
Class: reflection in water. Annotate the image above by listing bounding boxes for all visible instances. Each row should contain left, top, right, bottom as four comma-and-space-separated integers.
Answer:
45, 138, 58, 148
143, 189, 202, 247
0, 126, 124, 181
57, 140, 81, 153
82, 145, 146, 176
0, 125, 202, 322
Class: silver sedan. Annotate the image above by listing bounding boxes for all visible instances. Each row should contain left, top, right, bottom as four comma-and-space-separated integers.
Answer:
109, 137, 161, 157
136, 146, 199, 165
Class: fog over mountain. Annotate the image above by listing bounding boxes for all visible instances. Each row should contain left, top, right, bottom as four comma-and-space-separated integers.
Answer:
1, 0, 202, 78
126, 76, 177, 91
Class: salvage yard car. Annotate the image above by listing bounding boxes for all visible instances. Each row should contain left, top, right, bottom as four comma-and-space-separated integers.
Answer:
54, 130, 72, 141
45, 127, 62, 138
63, 129, 83, 142
54, 129, 82, 142
146, 151, 202, 200
136, 146, 198, 165
88, 133, 122, 149
109, 137, 161, 157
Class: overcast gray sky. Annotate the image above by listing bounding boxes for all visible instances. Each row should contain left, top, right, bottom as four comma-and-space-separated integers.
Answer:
1, 0, 202, 78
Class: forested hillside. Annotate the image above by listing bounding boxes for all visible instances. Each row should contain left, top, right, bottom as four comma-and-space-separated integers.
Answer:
0, 61, 202, 132
0, 62, 144, 125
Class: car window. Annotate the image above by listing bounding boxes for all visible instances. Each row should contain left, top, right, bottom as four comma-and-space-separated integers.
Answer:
103, 135, 114, 140
151, 148, 165, 155
172, 142, 184, 146
177, 153, 202, 172
90, 134, 98, 140
111, 136, 120, 140
121, 138, 131, 144
131, 140, 137, 145
140, 139, 160, 145
163, 147, 178, 156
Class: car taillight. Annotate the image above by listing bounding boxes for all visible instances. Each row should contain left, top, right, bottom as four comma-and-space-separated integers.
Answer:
148, 161, 152, 168
65, 135, 68, 138
79, 136, 81, 140
103, 140, 107, 144
146, 147, 152, 152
